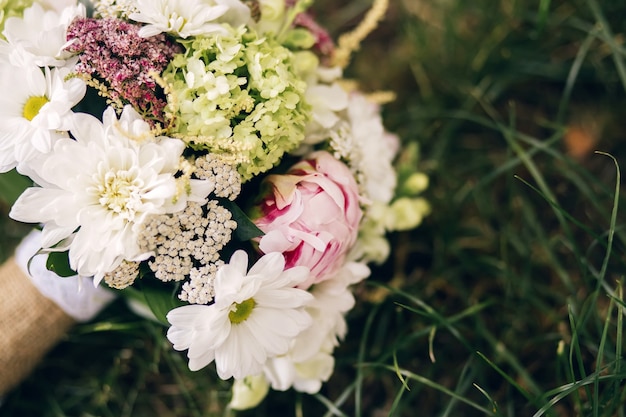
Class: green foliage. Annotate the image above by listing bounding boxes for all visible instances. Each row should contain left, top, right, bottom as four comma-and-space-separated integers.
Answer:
0, 171, 32, 263
219, 198, 265, 241
0, 169, 31, 207
45, 251, 76, 278
123, 281, 185, 326
3, 0, 626, 416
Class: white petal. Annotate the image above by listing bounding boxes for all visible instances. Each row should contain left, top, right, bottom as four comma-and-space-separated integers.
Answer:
247, 252, 284, 279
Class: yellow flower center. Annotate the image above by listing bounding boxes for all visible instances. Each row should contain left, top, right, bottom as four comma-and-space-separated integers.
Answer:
229, 298, 256, 324
98, 170, 142, 220
23, 96, 49, 121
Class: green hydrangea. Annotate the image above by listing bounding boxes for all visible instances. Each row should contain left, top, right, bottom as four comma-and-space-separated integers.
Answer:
163, 25, 311, 182
0, 0, 33, 37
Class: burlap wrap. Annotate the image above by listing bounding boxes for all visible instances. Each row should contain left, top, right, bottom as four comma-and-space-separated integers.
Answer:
0, 257, 75, 395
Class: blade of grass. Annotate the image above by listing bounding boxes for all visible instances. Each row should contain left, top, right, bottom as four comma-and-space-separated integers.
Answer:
320, 382, 355, 417
556, 27, 599, 124
616, 280, 625, 417
593, 294, 616, 417
160, 344, 204, 417
441, 359, 480, 417
536, 0, 551, 32
587, 0, 626, 93
455, 128, 564, 205
473, 383, 499, 415
475, 351, 538, 405
567, 303, 590, 411
392, 350, 411, 392
314, 394, 349, 417
615, 281, 624, 376
387, 379, 408, 417
354, 301, 382, 417
371, 364, 496, 415
396, 290, 546, 408
591, 152, 620, 295
533, 366, 626, 417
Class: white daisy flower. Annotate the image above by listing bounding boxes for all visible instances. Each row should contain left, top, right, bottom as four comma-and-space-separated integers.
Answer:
167, 250, 313, 380
9, 105, 214, 283
0, 63, 86, 173
1, 2, 85, 68
262, 261, 370, 393
129, 0, 250, 39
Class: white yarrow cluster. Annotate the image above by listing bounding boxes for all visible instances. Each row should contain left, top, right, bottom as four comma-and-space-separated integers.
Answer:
194, 154, 242, 200
104, 260, 141, 289
139, 199, 237, 304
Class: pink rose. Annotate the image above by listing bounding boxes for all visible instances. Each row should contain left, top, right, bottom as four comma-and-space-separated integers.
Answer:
253, 151, 362, 289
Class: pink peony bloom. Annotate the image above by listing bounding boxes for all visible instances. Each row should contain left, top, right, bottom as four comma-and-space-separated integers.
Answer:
253, 151, 362, 289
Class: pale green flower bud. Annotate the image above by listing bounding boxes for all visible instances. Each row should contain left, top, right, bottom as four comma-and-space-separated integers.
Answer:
292, 50, 319, 78
258, 0, 284, 21
352, 228, 391, 265
284, 27, 316, 49
229, 375, 270, 410
387, 197, 431, 231
403, 172, 429, 195
254, 0, 285, 35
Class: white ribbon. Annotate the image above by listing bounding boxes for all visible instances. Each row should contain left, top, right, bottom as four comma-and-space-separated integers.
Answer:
14, 230, 116, 322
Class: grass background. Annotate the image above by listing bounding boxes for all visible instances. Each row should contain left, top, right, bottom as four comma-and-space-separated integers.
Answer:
2, 0, 626, 415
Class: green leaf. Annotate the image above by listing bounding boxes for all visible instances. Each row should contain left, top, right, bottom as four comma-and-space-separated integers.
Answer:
0, 169, 32, 206
219, 198, 264, 241
138, 282, 185, 326
45, 251, 77, 277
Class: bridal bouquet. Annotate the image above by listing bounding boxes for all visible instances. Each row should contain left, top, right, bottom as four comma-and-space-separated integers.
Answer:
0, 0, 429, 408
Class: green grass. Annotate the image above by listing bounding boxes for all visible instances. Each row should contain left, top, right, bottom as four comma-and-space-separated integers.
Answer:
2, 0, 626, 415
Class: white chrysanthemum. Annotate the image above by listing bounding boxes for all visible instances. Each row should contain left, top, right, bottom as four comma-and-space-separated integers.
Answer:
303, 82, 349, 145
301, 72, 398, 204
0, 63, 85, 173
9, 105, 213, 283
167, 250, 313, 380
37, 0, 82, 14
1, 2, 85, 67
262, 261, 370, 393
348, 202, 391, 264
345, 92, 398, 204
129, 0, 250, 38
